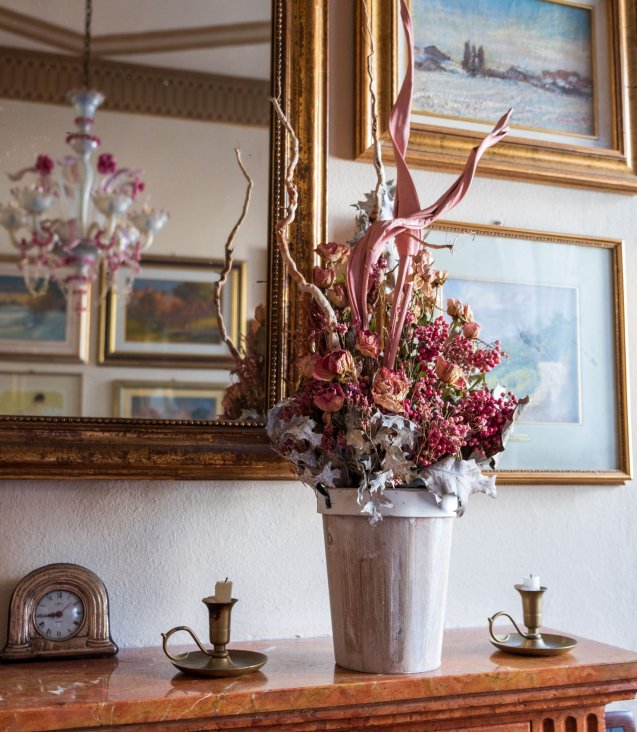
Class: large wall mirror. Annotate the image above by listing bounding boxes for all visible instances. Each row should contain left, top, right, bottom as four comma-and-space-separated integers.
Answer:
0, 0, 327, 478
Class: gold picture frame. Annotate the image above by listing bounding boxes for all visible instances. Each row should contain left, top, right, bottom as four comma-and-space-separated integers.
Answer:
0, 256, 89, 364
113, 380, 228, 420
355, 0, 637, 193
0, 0, 327, 480
99, 255, 247, 370
428, 220, 631, 485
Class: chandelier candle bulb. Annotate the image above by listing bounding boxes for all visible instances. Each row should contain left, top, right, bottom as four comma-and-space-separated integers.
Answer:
522, 575, 541, 591
215, 579, 233, 603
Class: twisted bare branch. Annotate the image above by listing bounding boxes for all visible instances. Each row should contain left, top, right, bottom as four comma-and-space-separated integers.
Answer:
362, 0, 386, 223
212, 147, 253, 361
270, 96, 340, 352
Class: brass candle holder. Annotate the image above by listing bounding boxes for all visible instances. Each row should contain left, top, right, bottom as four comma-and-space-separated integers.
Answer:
488, 584, 578, 657
161, 597, 267, 677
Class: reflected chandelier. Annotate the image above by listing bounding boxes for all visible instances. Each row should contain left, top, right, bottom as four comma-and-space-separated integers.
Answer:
0, 0, 168, 310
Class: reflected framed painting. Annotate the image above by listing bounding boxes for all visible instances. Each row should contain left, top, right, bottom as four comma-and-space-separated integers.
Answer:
0, 371, 82, 417
356, 0, 637, 193
99, 255, 246, 368
429, 221, 630, 484
0, 258, 89, 363
113, 380, 227, 420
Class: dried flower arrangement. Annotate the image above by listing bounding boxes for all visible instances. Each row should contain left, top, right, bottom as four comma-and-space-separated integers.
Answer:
266, 0, 529, 523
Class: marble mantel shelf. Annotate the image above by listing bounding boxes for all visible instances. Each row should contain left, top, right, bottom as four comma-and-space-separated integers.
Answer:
1, 629, 637, 732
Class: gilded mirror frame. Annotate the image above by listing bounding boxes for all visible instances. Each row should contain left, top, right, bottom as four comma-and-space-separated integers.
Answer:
0, 0, 326, 479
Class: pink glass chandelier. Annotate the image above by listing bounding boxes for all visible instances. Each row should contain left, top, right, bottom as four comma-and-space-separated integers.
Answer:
0, 1, 167, 310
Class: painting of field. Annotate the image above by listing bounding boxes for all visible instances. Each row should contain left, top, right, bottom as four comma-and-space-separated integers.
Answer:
445, 277, 581, 424
410, 0, 596, 137
0, 275, 66, 342
125, 278, 221, 345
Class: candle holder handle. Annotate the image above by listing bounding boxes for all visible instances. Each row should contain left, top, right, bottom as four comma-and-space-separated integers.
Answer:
161, 626, 214, 662
488, 612, 533, 643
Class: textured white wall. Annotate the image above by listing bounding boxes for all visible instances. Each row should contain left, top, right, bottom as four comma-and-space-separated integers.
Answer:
0, 0, 636, 716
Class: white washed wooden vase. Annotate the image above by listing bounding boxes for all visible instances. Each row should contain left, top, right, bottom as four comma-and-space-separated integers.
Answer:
318, 488, 457, 674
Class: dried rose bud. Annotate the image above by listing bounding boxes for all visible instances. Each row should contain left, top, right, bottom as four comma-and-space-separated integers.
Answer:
355, 329, 381, 358
432, 269, 448, 286
435, 355, 466, 388
463, 322, 481, 339
327, 282, 349, 309
313, 349, 355, 381
313, 384, 345, 412
312, 266, 335, 289
372, 367, 410, 414
447, 298, 474, 323
315, 242, 351, 264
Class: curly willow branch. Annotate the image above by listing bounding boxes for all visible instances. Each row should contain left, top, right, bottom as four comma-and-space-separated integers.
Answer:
269, 96, 340, 352
212, 148, 253, 362
362, 0, 386, 223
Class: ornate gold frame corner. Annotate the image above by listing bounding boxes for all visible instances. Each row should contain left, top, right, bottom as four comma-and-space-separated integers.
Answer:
355, 0, 637, 194
0, 0, 328, 480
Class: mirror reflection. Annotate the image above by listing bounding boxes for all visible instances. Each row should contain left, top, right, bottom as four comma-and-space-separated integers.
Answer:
0, 0, 270, 421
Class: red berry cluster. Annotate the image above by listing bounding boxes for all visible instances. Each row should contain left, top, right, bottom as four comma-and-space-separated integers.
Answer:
461, 389, 519, 457
415, 317, 450, 363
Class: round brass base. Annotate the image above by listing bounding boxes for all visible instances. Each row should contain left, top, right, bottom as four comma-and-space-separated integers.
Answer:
490, 633, 578, 657
169, 649, 268, 677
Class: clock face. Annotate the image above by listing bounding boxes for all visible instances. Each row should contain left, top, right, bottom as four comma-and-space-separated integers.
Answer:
34, 590, 85, 641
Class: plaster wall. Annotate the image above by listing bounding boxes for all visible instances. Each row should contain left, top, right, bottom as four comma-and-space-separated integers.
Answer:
1, 0, 637, 716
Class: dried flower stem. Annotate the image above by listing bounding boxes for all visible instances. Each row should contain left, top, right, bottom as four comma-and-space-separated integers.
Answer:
362, 0, 386, 223
212, 147, 253, 362
405, 231, 455, 252
270, 96, 340, 351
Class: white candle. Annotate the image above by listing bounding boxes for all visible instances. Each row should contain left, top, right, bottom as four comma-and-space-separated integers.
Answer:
215, 578, 233, 602
522, 574, 540, 591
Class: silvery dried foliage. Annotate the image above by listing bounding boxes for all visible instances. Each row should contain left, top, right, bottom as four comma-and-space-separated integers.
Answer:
267, 397, 530, 525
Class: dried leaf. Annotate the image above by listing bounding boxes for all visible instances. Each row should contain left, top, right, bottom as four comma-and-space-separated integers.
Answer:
282, 415, 323, 447
361, 491, 394, 526
381, 443, 415, 484
417, 455, 496, 516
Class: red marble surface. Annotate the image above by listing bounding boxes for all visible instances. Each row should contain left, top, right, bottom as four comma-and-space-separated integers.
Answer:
0, 629, 636, 732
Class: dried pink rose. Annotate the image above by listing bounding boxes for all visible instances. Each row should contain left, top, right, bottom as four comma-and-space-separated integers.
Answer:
355, 329, 381, 358
313, 384, 345, 412
327, 282, 349, 309
447, 298, 474, 323
312, 266, 335, 289
435, 355, 466, 388
372, 367, 410, 413
313, 349, 355, 381
432, 269, 448, 286
316, 242, 350, 264
462, 322, 481, 339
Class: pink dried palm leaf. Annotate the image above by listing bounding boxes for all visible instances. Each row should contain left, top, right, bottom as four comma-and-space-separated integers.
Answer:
346, 0, 512, 369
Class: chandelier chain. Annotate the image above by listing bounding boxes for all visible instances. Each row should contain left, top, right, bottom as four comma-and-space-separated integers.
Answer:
82, 0, 93, 89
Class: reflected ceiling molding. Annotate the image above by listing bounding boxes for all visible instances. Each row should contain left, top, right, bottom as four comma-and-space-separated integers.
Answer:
0, 46, 270, 127
0, 7, 271, 54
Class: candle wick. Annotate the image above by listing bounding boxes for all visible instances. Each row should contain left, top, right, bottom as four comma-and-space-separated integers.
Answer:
225, 577, 228, 582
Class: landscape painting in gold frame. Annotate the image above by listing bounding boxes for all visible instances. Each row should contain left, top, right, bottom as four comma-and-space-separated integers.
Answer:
355, 0, 637, 193
428, 220, 631, 485
99, 255, 246, 369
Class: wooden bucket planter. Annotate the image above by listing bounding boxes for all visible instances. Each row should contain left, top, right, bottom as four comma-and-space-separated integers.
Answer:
318, 488, 457, 674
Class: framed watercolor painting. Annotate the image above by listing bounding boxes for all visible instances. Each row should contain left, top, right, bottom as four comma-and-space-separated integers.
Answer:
0, 371, 82, 417
356, 0, 637, 193
428, 220, 630, 484
99, 255, 246, 368
0, 258, 89, 363
113, 381, 227, 420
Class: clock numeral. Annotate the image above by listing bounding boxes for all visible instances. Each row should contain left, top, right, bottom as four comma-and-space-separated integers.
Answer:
46, 594, 53, 601
73, 621, 79, 626
56, 631, 61, 638
38, 622, 44, 628
57, 592, 62, 599
73, 601, 80, 606
46, 629, 51, 636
